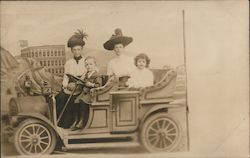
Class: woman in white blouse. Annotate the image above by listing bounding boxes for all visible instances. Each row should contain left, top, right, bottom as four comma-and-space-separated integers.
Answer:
56, 29, 88, 129
104, 28, 135, 78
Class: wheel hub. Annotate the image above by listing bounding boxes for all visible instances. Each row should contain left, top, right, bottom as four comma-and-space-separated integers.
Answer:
31, 136, 39, 144
158, 132, 166, 138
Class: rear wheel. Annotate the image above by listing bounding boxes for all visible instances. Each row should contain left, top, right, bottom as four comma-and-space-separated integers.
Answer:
14, 119, 56, 155
140, 113, 181, 152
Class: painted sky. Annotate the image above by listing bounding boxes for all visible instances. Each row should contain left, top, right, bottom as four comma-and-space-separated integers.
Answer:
1, 1, 185, 68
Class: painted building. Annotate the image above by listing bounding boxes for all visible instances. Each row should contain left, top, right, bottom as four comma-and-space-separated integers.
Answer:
21, 45, 66, 76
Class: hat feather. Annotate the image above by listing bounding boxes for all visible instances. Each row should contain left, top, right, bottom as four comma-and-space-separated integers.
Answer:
74, 29, 88, 40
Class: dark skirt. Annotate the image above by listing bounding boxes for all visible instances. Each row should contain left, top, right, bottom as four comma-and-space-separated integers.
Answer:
55, 90, 80, 128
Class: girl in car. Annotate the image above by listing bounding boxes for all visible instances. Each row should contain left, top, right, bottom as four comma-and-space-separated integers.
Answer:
71, 56, 103, 130
127, 53, 154, 88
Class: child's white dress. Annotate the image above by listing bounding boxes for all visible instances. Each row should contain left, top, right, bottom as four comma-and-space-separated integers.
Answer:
127, 68, 154, 88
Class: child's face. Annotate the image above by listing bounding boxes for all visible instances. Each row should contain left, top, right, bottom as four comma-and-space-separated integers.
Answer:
85, 59, 96, 72
137, 58, 147, 70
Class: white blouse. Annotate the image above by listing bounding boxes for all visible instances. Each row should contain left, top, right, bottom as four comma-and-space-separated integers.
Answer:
62, 58, 86, 88
107, 54, 135, 77
127, 68, 154, 88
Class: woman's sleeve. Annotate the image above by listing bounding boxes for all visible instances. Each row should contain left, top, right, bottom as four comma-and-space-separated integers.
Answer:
107, 61, 113, 76
62, 62, 69, 88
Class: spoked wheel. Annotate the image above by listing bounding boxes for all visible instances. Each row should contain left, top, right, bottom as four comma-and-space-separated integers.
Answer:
140, 113, 181, 152
14, 119, 56, 155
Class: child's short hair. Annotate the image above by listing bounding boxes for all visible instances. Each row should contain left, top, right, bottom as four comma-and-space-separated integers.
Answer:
85, 56, 97, 65
134, 53, 151, 68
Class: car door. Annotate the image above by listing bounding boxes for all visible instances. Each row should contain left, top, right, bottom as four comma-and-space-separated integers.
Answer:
110, 91, 139, 132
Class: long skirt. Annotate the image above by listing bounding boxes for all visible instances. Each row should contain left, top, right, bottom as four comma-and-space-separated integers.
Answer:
55, 90, 79, 128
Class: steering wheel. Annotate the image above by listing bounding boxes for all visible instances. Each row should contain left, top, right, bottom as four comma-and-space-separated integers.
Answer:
66, 74, 86, 84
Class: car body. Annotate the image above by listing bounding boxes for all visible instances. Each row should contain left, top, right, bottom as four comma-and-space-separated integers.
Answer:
6, 68, 189, 155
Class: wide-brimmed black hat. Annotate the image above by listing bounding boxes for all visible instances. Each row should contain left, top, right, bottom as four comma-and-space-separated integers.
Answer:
67, 29, 88, 48
103, 28, 133, 51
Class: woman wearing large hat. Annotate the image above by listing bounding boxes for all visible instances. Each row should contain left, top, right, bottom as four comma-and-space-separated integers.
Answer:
55, 29, 87, 129
104, 28, 136, 78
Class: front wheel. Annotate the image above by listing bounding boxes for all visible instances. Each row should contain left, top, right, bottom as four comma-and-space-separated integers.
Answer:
14, 119, 56, 155
140, 113, 181, 152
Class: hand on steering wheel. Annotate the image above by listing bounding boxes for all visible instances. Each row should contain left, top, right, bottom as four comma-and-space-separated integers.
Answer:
66, 74, 86, 85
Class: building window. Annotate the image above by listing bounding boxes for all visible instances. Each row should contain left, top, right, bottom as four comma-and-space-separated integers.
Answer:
35, 51, 38, 57
43, 51, 45, 57
55, 69, 58, 74
51, 60, 54, 66
48, 60, 50, 66
51, 50, 53, 56
43, 61, 46, 66
58, 51, 61, 56
39, 51, 42, 57
47, 50, 49, 56
55, 50, 57, 56
55, 60, 57, 66
32, 52, 34, 57
59, 60, 61, 66
40, 61, 43, 66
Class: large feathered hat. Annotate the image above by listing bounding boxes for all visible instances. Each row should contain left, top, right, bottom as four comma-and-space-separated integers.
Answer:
103, 28, 133, 51
67, 29, 88, 48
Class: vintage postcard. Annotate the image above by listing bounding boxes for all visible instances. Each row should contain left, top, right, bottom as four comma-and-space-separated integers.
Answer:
0, 1, 249, 158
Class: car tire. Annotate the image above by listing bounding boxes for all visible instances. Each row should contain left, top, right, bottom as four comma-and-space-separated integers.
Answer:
14, 119, 56, 155
140, 112, 181, 152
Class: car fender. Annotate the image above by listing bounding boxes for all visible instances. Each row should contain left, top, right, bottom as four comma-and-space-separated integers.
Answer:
16, 112, 64, 140
140, 104, 183, 126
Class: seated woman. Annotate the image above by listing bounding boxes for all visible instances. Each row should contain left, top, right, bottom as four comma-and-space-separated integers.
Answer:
72, 56, 102, 130
104, 28, 136, 86
127, 53, 154, 89
56, 29, 87, 129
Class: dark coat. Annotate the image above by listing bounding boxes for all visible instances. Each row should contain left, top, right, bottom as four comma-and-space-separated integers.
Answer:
75, 70, 102, 104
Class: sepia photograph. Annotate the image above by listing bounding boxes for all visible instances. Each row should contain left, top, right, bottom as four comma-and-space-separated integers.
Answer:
0, 1, 249, 158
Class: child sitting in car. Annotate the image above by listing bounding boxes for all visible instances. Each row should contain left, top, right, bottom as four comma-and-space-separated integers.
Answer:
127, 53, 154, 88
72, 56, 102, 130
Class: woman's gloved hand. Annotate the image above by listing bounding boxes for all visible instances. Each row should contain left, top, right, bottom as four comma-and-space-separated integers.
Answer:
67, 82, 76, 91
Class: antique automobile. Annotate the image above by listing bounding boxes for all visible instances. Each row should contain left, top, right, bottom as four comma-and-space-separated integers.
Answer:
7, 67, 189, 155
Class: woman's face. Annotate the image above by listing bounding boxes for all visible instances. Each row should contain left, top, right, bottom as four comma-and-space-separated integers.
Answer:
137, 58, 147, 70
113, 43, 125, 56
85, 59, 96, 72
71, 45, 83, 57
